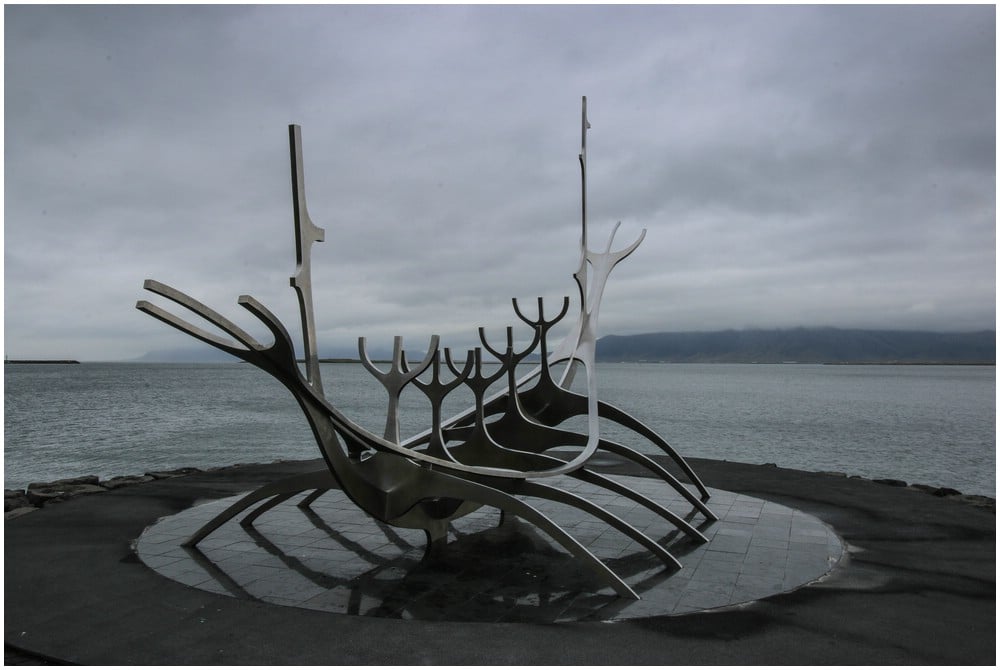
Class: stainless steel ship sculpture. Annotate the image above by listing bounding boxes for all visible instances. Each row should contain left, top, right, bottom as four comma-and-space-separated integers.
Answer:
137, 98, 717, 599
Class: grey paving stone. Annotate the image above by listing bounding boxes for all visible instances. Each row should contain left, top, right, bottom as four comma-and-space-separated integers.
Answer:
704, 534, 751, 554
715, 525, 754, 538
749, 536, 789, 550
134, 477, 843, 622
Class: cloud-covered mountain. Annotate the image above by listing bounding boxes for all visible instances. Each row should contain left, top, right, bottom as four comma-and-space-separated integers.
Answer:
596, 328, 996, 364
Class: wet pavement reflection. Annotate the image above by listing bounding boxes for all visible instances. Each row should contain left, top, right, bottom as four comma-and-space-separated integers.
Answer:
137, 475, 842, 622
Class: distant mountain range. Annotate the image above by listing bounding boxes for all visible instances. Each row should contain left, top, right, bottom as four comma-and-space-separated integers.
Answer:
595, 328, 996, 364
136, 328, 996, 365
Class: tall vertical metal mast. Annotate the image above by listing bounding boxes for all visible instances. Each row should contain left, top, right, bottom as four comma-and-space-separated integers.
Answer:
578, 96, 591, 290
288, 124, 325, 393
556, 96, 593, 389
555, 96, 646, 389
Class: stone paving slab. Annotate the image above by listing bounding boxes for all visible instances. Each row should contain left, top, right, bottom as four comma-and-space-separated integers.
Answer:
135, 476, 842, 622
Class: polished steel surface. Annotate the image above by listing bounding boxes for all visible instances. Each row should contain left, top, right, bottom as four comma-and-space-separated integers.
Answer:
137, 100, 717, 599
288, 125, 325, 393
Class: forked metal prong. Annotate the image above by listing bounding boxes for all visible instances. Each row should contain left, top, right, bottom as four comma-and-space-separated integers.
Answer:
142, 279, 263, 351
136, 300, 247, 358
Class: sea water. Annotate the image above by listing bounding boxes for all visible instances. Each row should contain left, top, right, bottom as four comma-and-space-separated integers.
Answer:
3, 362, 995, 497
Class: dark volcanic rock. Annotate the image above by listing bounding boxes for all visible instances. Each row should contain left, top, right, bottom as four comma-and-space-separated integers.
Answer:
101, 475, 155, 490
4, 489, 33, 512
145, 467, 203, 479
873, 478, 908, 487
27, 475, 100, 489
4, 506, 37, 520
25, 483, 108, 506
596, 327, 996, 364
954, 494, 995, 510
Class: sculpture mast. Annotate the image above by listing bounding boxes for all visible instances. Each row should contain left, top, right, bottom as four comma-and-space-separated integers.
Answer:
554, 96, 592, 388
288, 125, 326, 392
577, 96, 591, 307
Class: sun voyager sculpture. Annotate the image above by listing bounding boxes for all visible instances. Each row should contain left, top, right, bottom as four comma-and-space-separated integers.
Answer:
137, 98, 717, 599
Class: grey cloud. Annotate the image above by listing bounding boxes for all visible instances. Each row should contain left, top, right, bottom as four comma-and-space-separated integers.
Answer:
4, 4, 994, 361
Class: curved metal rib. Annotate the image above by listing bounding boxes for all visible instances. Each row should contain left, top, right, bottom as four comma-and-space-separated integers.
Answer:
513, 379, 714, 514
594, 400, 712, 503
469, 415, 713, 536
513, 480, 682, 570
568, 467, 709, 542
445, 414, 705, 549
405, 471, 639, 599
595, 440, 716, 520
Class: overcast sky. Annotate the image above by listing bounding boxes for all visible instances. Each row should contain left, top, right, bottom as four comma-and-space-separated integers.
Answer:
4, 4, 995, 362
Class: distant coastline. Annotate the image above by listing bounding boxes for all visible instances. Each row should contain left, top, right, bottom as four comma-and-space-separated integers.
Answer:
596, 327, 996, 365
5, 359, 80, 365
134, 326, 996, 365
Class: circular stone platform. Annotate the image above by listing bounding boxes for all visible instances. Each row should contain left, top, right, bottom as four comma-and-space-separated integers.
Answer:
136, 474, 842, 622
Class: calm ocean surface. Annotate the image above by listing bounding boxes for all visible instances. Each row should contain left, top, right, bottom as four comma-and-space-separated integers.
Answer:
4, 362, 995, 497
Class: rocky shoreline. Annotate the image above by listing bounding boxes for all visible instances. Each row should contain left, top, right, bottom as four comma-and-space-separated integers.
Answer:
4, 466, 210, 520
4, 461, 995, 521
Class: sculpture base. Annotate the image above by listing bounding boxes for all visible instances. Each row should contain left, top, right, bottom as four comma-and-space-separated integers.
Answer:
136, 474, 842, 622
